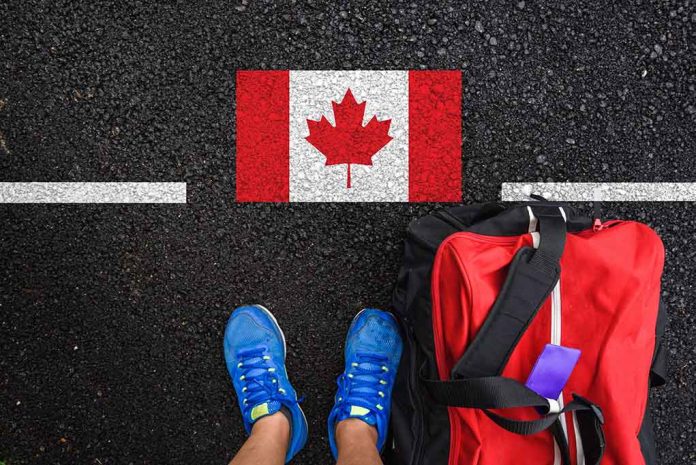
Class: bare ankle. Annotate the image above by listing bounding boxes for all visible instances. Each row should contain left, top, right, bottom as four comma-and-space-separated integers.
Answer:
335, 418, 378, 446
335, 418, 382, 465
250, 411, 290, 442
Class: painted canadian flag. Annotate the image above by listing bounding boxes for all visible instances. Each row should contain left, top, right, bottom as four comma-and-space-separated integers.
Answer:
236, 70, 462, 202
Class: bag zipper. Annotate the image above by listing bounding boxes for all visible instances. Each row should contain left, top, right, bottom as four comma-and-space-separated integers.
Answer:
551, 279, 568, 465
540, 205, 567, 465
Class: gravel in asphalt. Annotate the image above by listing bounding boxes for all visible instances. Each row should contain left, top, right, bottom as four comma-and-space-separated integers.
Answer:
1, 1, 695, 464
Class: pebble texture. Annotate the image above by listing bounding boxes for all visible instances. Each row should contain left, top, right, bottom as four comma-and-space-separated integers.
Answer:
1, 1, 695, 464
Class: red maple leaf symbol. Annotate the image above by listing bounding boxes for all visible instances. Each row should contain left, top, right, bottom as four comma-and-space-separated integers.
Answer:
305, 89, 392, 188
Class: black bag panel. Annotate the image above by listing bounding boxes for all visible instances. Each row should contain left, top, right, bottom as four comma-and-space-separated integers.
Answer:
391, 238, 438, 355
386, 320, 417, 464
638, 297, 668, 464
389, 216, 453, 465
386, 320, 450, 465
638, 396, 657, 465
650, 299, 668, 387
393, 216, 457, 317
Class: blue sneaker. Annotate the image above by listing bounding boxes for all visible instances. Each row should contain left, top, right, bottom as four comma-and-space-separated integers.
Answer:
327, 308, 403, 459
223, 305, 308, 463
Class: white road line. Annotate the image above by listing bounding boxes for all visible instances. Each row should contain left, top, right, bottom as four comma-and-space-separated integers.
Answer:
501, 182, 696, 201
0, 182, 187, 203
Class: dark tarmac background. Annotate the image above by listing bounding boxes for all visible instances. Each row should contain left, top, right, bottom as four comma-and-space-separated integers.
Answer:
1, 1, 695, 464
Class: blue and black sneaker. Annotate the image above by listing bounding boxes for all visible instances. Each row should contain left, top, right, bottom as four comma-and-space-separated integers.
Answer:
223, 305, 308, 463
327, 308, 403, 459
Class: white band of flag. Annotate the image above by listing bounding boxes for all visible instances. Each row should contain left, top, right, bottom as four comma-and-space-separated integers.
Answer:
502, 182, 696, 202
0, 182, 187, 203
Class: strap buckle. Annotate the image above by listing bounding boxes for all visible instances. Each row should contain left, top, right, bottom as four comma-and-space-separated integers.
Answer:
546, 398, 561, 414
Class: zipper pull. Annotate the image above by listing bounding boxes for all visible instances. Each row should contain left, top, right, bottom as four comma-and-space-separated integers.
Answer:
592, 201, 603, 231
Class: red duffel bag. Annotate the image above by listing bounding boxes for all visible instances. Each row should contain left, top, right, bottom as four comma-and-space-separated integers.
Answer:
388, 201, 667, 465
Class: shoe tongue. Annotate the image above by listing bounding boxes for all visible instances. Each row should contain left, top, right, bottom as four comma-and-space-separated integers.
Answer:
339, 405, 377, 426
247, 400, 282, 424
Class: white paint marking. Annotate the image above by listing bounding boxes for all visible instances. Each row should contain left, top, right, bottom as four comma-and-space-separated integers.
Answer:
0, 182, 187, 203
502, 182, 696, 201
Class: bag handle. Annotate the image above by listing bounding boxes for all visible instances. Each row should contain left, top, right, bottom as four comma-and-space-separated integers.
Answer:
450, 206, 566, 379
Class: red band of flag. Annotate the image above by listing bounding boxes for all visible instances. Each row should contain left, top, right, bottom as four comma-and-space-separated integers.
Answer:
236, 70, 290, 202
408, 71, 462, 202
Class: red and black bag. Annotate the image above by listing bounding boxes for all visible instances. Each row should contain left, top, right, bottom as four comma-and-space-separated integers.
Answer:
387, 202, 667, 465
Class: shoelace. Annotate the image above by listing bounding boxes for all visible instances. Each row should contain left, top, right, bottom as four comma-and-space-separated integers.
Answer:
236, 347, 286, 412
336, 353, 392, 414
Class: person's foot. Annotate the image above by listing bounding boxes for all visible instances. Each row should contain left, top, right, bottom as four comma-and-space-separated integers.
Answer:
327, 308, 404, 459
224, 305, 308, 463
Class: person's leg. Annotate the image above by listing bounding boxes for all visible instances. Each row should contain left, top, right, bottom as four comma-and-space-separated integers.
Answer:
223, 305, 308, 464
334, 418, 383, 465
327, 308, 404, 465
229, 412, 289, 465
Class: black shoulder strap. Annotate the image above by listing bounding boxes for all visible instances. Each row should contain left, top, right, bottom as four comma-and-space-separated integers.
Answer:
451, 206, 567, 379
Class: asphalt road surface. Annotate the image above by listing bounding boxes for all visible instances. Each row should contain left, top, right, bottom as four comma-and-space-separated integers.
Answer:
1, 1, 695, 464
